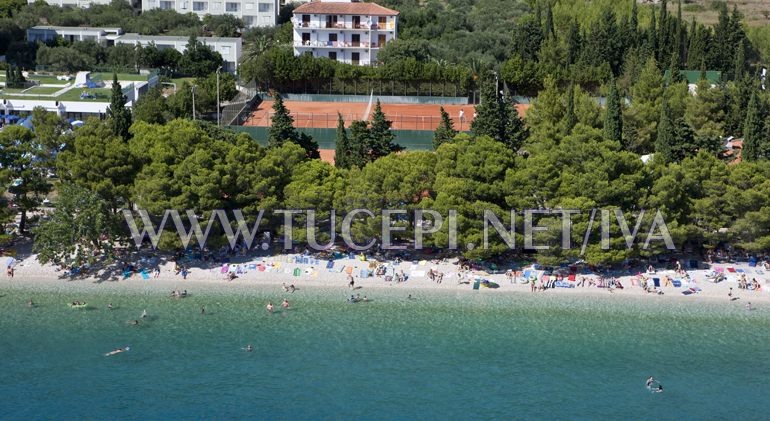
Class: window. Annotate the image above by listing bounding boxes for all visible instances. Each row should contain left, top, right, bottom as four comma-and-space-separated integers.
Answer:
329, 52, 337, 61
245, 2, 253, 9
378, 16, 386, 25
193, 1, 206, 11
225, 2, 239, 12
301, 33, 310, 43
328, 33, 337, 42
258, 2, 271, 12
221, 46, 231, 55
159, 0, 174, 10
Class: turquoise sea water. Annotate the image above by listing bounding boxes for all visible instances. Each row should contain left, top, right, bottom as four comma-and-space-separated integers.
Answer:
0, 286, 768, 420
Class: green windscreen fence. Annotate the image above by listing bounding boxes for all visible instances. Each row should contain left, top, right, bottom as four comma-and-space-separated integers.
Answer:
228, 126, 436, 151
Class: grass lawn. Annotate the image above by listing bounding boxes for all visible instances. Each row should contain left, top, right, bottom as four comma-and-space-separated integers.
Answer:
27, 74, 71, 86
93, 72, 148, 82
1, 88, 26, 94
56, 88, 112, 102
25, 86, 63, 95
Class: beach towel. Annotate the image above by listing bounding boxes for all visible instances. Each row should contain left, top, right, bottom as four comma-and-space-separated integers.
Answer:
140, 270, 150, 280
736, 269, 745, 273
672, 279, 682, 288
756, 270, 764, 275
653, 278, 660, 287
248, 264, 257, 270
220, 264, 228, 274
418, 260, 428, 266
568, 274, 576, 282
258, 265, 266, 272
715, 267, 724, 273
345, 266, 353, 275
326, 261, 334, 269
360, 269, 369, 278
229, 265, 237, 273
727, 267, 736, 273
523, 270, 532, 280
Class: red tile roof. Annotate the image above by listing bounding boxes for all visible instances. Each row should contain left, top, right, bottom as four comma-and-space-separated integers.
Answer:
294, 1, 399, 16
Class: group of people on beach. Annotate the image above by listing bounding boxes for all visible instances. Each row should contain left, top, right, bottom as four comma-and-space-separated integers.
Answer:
427, 269, 444, 284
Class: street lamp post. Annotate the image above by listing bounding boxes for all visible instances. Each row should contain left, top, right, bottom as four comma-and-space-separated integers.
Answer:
191, 85, 196, 120
216, 66, 222, 126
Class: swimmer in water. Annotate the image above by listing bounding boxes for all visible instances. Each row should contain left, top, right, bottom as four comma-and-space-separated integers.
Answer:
266, 302, 274, 313
107, 303, 113, 310
27, 300, 35, 307
281, 299, 289, 309
128, 319, 140, 326
105, 346, 130, 356
646, 376, 655, 388
201, 306, 205, 315
653, 385, 663, 393
141, 309, 147, 318
245, 345, 253, 352
746, 302, 754, 311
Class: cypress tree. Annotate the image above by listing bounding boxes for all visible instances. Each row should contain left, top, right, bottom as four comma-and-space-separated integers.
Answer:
335, 113, 351, 168
348, 120, 369, 167
368, 99, 401, 159
503, 93, 528, 152
268, 94, 297, 148
433, 106, 458, 150
603, 80, 622, 143
742, 90, 765, 161
649, 10, 658, 60
471, 73, 503, 140
655, 98, 675, 162
107, 73, 132, 141
733, 40, 746, 81
668, 46, 682, 85
544, 2, 555, 40
630, 0, 639, 45
566, 19, 581, 66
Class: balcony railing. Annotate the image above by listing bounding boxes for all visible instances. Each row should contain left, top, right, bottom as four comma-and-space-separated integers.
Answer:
293, 20, 394, 30
294, 40, 381, 48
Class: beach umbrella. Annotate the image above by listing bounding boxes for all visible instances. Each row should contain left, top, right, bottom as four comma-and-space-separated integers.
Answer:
71, 120, 85, 127
6, 115, 19, 121
2, 256, 16, 268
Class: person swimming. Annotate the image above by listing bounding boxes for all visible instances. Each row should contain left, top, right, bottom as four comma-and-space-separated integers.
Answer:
141, 309, 147, 318
107, 303, 113, 310
281, 299, 289, 309
105, 346, 130, 356
128, 320, 140, 326
266, 302, 274, 313
201, 306, 206, 315
245, 345, 253, 352
652, 385, 664, 393
646, 376, 655, 388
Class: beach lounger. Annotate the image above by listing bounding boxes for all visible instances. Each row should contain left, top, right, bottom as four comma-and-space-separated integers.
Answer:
360, 269, 369, 278
123, 270, 132, 279
248, 264, 257, 270
653, 278, 661, 288
140, 270, 150, 280
293, 268, 301, 276
736, 269, 745, 273
326, 261, 334, 269
672, 279, 682, 288
418, 260, 427, 266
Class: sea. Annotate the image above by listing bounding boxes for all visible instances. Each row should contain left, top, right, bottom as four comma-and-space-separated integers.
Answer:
0, 285, 768, 420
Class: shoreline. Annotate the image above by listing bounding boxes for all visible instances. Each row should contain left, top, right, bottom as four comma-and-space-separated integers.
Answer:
3, 252, 770, 307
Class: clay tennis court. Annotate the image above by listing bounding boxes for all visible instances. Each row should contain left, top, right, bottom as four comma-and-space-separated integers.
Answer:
243, 100, 529, 131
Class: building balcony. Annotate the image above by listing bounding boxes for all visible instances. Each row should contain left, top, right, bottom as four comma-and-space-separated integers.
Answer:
293, 20, 395, 31
294, 41, 381, 49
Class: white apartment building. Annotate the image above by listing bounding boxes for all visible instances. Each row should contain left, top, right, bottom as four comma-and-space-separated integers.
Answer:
115, 33, 242, 73
141, 0, 278, 28
291, 0, 398, 66
27, 26, 123, 44
26, 27, 242, 73
27, 0, 117, 7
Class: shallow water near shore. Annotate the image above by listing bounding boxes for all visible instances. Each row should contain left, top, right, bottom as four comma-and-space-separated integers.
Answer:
1, 286, 768, 420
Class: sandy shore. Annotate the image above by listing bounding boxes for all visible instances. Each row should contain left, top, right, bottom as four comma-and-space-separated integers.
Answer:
1, 251, 769, 306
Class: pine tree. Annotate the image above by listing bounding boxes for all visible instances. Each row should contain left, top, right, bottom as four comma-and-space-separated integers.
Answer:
604, 80, 622, 143
368, 99, 401, 159
564, 82, 576, 134
433, 106, 458, 150
503, 93, 528, 152
655, 98, 675, 162
334, 113, 351, 168
268, 94, 297, 148
742, 90, 765, 161
107, 73, 132, 141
